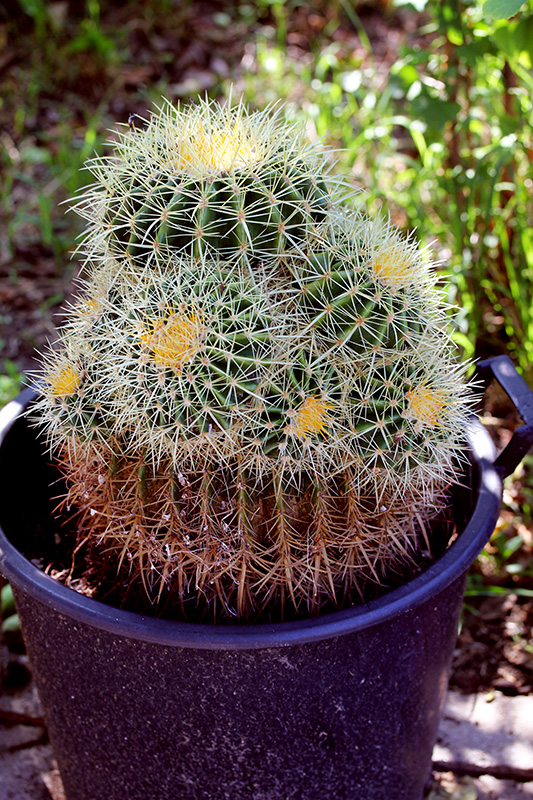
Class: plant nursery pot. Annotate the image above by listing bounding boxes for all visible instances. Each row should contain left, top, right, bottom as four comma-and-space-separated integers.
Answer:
1, 355, 532, 800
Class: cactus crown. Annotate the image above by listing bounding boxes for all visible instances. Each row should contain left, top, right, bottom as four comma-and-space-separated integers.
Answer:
72, 97, 354, 270
33, 97, 473, 622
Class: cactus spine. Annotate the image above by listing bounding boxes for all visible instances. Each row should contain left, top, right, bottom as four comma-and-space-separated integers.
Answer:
35, 97, 473, 621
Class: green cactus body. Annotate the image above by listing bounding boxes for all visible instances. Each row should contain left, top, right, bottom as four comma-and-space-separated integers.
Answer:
104, 166, 331, 266
127, 271, 284, 440
286, 219, 446, 360
75, 99, 344, 271
34, 97, 474, 622
342, 353, 469, 493
38, 354, 115, 445
296, 260, 424, 354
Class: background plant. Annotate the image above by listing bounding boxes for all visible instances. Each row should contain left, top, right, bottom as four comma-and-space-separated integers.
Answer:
234, 0, 533, 378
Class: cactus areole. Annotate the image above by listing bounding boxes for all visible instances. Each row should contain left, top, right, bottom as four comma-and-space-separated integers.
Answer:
30, 96, 479, 623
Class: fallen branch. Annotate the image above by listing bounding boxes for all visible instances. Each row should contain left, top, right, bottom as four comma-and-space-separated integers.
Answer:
0, 709, 45, 727
432, 759, 533, 783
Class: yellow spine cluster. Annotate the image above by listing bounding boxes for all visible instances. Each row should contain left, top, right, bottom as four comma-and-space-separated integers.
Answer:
140, 312, 206, 374
285, 396, 332, 439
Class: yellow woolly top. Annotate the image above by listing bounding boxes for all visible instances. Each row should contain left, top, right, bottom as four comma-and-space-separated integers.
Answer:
141, 312, 206, 373
404, 384, 446, 428
174, 120, 262, 175
372, 243, 416, 290
48, 363, 80, 397
373, 251, 410, 284
77, 295, 105, 324
286, 396, 332, 439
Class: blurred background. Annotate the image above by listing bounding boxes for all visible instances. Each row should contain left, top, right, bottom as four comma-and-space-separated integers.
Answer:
0, 0, 532, 696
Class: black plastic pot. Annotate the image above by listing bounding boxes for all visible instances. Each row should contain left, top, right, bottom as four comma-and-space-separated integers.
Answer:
1, 355, 532, 800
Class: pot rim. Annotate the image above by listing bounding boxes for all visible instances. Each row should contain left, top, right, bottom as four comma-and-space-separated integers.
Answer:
0, 389, 503, 650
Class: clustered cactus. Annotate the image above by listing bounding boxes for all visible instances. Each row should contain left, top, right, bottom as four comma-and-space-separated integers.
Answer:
35, 97, 472, 621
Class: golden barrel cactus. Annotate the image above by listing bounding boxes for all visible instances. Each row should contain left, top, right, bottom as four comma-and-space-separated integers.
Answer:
35, 98, 472, 621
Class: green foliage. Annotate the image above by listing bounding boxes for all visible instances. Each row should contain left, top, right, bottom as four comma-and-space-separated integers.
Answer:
66, 1, 117, 57
0, 2, 134, 279
1, 583, 15, 618
235, 0, 533, 382
1, 583, 21, 647
484, 0, 528, 19
0, 362, 23, 406
16, 0, 49, 39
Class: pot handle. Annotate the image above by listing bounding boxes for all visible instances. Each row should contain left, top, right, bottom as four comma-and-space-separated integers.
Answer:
474, 355, 533, 478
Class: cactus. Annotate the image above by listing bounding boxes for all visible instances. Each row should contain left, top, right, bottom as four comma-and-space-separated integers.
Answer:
34, 97, 474, 622
72, 97, 353, 272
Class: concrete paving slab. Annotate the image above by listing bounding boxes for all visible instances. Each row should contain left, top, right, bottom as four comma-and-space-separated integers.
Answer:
474, 775, 533, 800
428, 773, 532, 800
434, 691, 533, 799
0, 740, 56, 800
435, 691, 533, 770
0, 684, 56, 799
